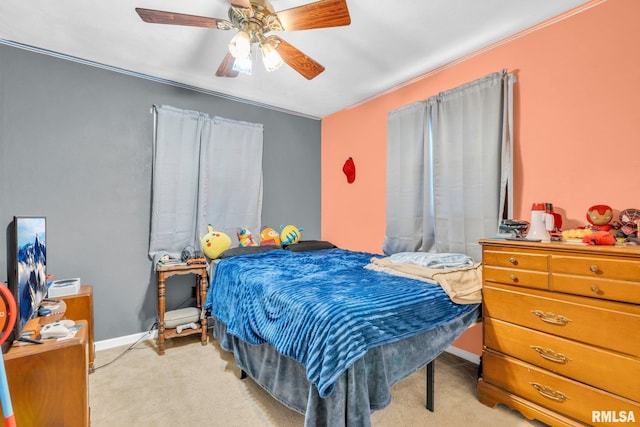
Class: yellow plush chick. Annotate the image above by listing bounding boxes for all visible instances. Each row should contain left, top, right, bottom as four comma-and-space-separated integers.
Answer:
200, 225, 231, 259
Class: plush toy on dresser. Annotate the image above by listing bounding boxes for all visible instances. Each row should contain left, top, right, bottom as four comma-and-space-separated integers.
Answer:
582, 230, 615, 246
615, 208, 640, 242
586, 204, 615, 231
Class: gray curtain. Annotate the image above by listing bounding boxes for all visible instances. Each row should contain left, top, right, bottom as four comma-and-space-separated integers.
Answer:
195, 116, 264, 246
383, 71, 514, 261
149, 105, 263, 259
382, 102, 431, 254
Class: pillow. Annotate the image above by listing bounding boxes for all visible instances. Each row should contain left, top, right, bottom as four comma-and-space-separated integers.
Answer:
388, 252, 474, 269
218, 245, 281, 259
284, 240, 337, 252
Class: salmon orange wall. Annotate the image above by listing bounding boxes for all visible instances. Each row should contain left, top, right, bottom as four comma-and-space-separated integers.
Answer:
320, 0, 640, 356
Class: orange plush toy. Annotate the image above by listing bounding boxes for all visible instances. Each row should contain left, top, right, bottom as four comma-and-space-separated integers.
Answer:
582, 230, 615, 246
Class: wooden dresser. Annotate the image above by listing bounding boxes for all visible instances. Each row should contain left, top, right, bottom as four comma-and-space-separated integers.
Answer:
478, 239, 640, 426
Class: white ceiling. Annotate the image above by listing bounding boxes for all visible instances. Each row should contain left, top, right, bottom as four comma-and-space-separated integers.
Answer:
0, 0, 591, 119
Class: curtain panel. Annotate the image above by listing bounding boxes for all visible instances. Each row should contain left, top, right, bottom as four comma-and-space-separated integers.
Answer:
149, 105, 263, 259
383, 71, 514, 261
382, 102, 431, 255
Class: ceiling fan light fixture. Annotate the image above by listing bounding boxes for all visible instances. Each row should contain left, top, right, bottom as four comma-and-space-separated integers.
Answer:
232, 54, 253, 75
228, 30, 252, 59
136, 0, 352, 80
260, 41, 284, 72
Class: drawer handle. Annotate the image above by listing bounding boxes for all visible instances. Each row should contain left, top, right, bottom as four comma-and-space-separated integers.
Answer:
531, 310, 572, 326
509, 274, 519, 283
509, 257, 518, 266
590, 285, 600, 294
530, 382, 569, 402
530, 346, 571, 364
589, 265, 599, 273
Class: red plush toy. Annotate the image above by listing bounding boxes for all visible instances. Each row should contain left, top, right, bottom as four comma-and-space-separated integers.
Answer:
586, 204, 614, 231
582, 230, 615, 246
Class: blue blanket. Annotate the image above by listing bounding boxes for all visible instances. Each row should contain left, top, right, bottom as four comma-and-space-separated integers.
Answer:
204, 248, 478, 398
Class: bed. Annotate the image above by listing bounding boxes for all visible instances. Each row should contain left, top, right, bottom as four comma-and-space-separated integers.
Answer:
204, 245, 481, 427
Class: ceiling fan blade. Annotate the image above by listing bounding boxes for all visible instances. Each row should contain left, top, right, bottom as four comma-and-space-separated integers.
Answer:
274, 0, 351, 31
135, 8, 232, 30
270, 36, 325, 80
215, 52, 240, 78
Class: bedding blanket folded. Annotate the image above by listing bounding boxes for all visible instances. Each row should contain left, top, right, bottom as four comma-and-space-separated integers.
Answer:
367, 257, 482, 304
204, 248, 478, 398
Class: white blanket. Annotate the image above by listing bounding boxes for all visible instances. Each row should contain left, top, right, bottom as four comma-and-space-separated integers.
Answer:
366, 257, 482, 304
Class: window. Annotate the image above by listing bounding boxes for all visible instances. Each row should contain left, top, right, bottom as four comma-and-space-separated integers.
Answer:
149, 105, 264, 259
383, 71, 514, 261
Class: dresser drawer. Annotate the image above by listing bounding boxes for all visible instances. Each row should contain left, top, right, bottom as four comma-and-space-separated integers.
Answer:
482, 283, 640, 356
551, 255, 640, 283
482, 350, 640, 426
484, 265, 549, 290
483, 248, 548, 271
484, 317, 640, 402
552, 274, 640, 305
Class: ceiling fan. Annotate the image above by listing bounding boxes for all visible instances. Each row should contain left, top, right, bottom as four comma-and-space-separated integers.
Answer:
135, 0, 351, 80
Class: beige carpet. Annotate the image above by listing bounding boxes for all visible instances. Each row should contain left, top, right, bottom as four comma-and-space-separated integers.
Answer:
89, 334, 547, 426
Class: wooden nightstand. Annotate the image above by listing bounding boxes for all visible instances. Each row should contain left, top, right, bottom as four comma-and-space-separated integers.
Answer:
156, 263, 208, 355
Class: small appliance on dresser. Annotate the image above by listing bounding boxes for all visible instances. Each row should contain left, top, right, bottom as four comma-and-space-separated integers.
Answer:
478, 239, 640, 426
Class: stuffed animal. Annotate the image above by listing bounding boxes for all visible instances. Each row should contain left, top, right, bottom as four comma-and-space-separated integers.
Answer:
586, 204, 614, 232
237, 227, 259, 247
200, 225, 231, 259
259, 226, 281, 246
582, 230, 615, 246
615, 208, 640, 240
280, 224, 303, 246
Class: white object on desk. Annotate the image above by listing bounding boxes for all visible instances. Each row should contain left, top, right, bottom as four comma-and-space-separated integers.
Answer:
39, 320, 75, 339
48, 278, 81, 297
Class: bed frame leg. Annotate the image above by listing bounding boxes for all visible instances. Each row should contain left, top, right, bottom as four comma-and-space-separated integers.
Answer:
234, 366, 248, 380
425, 360, 434, 412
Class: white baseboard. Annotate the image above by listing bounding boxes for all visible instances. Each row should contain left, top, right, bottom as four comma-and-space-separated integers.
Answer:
445, 345, 480, 365
95, 330, 157, 352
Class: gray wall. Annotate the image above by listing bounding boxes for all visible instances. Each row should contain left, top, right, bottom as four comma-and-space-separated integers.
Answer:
0, 44, 321, 341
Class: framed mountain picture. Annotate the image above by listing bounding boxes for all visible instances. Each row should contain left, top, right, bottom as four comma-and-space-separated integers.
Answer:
11, 216, 47, 336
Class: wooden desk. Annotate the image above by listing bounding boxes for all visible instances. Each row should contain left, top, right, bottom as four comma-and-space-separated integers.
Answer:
156, 263, 208, 355
59, 285, 95, 372
1, 321, 89, 427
